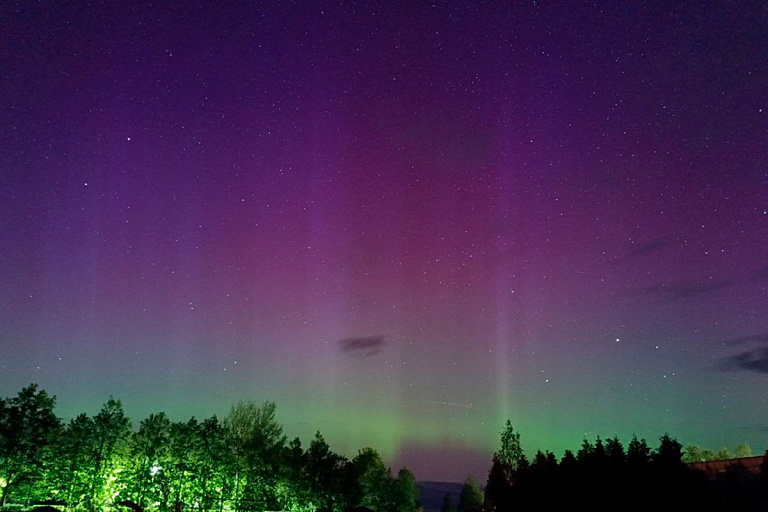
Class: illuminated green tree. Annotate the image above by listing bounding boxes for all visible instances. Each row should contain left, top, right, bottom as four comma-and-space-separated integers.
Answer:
497, 421, 524, 473
224, 400, 286, 510
682, 444, 705, 463
88, 397, 131, 510
0, 384, 62, 506
126, 412, 172, 508
303, 432, 350, 512
174, 419, 204, 509
194, 416, 229, 512
734, 443, 752, 458
715, 446, 731, 460
351, 447, 391, 511
457, 476, 483, 512
278, 437, 314, 512
0, 384, 424, 512
391, 468, 419, 512
47, 413, 98, 505
486, 421, 525, 511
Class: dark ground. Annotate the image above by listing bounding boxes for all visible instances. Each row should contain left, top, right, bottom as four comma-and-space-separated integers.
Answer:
416, 482, 463, 512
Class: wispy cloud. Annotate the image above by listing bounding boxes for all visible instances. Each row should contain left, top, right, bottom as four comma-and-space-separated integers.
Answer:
718, 347, 768, 374
633, 238, 673, 257
717, 333, 768, 375
640, 279, 731, 300
612, 237, 675, 265
338, 336, 387, 358
670, 281, 731, 299
724, 333, 768, 346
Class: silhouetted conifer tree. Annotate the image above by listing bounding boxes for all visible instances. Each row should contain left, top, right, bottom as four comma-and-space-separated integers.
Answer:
560, 449, 576, 468
627, 435, 650, 468
484, 455, 510, 512
654, 434, 684, 469
577, 438, 594, 463
605, 436, 625, 468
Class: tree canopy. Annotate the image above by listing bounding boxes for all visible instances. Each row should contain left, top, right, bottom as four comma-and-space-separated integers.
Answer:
0, 384, 419, 512
0, 384, 61, 506
483, 422, 768, 512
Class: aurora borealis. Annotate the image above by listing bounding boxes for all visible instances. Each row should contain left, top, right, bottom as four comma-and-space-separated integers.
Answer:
1, 1, 767, 482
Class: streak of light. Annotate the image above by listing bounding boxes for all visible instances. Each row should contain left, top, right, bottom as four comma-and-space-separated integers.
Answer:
424, 400, 474, 409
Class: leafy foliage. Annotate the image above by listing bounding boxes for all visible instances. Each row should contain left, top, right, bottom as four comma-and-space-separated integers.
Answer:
0, 384, 62, 506
0, 385, 419, 512
497, 421, 524, 473
683, 442, 753, 463
457, 476, 483, 512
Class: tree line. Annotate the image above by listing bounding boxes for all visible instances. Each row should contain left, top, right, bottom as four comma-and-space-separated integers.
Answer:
470, 421, 768, 512
682, 442, 753, 463
0, 384, 419, 512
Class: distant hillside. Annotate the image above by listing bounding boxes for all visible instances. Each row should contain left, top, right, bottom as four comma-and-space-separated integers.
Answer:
417, 481, 464, 512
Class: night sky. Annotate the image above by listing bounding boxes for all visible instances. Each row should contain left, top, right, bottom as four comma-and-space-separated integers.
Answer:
2, 1, 767, 482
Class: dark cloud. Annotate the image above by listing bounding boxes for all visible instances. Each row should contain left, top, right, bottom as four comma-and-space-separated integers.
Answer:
724, 333, 768, 346
755, 266, 768, 281
633, 238, 673, 257
717, 334, 768, 374
611, 237, 678, 265
640, 280, 731, 300
338, 336, 387, 358
670, 281, 731, 299
640, 284, 666, 294
717, 347, 768, 374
